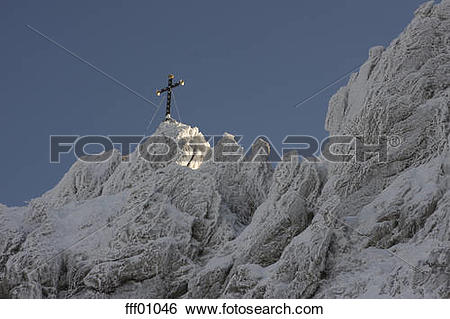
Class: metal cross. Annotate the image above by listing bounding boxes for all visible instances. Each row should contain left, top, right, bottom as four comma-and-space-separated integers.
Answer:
156, 74, 184, 121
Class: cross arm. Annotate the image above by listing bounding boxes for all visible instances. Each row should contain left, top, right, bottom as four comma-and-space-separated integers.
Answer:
156, 80, 184, 96
170, 79, 185, 89
156, 86, 169, 96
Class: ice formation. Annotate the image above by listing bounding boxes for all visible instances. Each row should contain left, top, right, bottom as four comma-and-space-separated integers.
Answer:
0, 0, 449, 298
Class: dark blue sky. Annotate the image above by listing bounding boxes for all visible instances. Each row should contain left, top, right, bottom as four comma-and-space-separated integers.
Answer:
1, 0, 427, 206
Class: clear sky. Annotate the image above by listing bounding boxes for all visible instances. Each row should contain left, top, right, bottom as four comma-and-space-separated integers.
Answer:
0, 0, 428, 206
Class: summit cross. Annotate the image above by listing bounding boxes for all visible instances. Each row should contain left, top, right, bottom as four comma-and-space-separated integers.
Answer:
156, 74, 185, 121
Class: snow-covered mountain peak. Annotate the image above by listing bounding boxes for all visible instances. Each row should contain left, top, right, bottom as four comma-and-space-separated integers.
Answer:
153, 119, 204, 141
1, 1, 449, 299
153, 119, 211, 169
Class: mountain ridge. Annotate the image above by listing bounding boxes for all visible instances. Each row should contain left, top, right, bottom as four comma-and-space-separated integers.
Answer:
1, 0, 449, 298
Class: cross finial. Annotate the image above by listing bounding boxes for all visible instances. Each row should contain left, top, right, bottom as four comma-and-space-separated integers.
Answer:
156, 74, 185, 121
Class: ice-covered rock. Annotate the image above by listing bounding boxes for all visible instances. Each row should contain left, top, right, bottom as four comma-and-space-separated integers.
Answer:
1, 0, 449, 299
102, 120, 210, 195
29, 150, 122, 222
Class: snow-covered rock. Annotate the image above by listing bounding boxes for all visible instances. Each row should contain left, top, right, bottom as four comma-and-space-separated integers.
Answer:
29, 150, 122, 222
0, 0, 449, 299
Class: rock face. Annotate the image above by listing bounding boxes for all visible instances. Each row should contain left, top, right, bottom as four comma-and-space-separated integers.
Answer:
0, 0, 449, 298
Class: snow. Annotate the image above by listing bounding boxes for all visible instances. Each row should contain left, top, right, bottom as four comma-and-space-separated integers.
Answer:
1, 0, 449, 299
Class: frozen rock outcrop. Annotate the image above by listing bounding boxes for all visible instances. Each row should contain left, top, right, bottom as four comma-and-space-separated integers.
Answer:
0, 0, 449, 299
29, 150, 121, 222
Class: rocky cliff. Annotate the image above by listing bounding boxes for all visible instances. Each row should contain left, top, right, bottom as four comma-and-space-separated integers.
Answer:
1, 0, 449, 298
